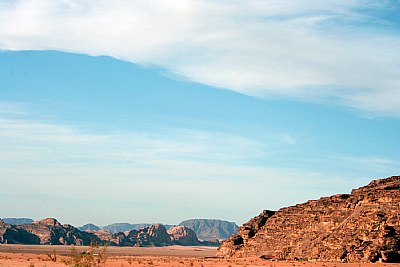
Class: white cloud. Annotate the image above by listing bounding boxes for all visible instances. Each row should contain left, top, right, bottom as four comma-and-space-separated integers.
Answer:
0, 106, 365, 224
0, 1, 399, 115
332, 156, 400, 173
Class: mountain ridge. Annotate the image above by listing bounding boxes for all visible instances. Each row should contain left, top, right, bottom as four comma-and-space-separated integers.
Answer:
217, 175, 400, 263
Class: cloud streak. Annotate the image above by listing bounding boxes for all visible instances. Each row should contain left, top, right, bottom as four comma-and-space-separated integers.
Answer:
1, 0, 400, 115
0, 102, 368, 224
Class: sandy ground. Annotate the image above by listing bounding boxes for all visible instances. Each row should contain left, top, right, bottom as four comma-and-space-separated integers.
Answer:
0, 245, 399, 267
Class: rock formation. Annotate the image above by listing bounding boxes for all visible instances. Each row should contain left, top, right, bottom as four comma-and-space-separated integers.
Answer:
101, 223, 173, 234
179, 219, 238, 241
168, 225, 199, 246
0, 219, 40, 244
18, 218, 101, 245
117, 224, 173, 247
217, 176, 400, 263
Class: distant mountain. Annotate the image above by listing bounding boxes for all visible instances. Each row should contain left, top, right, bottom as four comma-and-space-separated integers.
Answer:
1, 218, 224, 247
102, 223, 173, 233
102, 223, 151, 233
179, 219, 239, 241
79, 223, 100, 231
90, 224, 203, 247
18, 218, 101, 245
1, 218, 100, 245
1, 218, 34, 225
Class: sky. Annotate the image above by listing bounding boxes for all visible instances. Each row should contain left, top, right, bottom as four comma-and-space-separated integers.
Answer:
0, 0, 399, 227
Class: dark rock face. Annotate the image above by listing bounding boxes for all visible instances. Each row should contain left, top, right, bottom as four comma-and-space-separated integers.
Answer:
168, 226, 199, 246
217, 176, 400, 263
0, 220, 40, 244
18, 218, 101, 245
179, 219, 239, 241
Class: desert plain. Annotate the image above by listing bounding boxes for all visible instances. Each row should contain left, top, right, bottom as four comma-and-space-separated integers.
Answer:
0, 245, 399, 267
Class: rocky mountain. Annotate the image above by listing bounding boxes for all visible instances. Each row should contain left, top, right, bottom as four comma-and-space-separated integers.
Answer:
0, 218, 34, 225
18, 218, 101, 245
101, 223, 173, 234
117, 224, 173, 246
179, 219, 239, 241
0, 219, 40, 244
1, 218, 202, 247
168, 226, 199, 246
102, 223, 150, 233
218, 176, 400, 263
80, 223, 101, 231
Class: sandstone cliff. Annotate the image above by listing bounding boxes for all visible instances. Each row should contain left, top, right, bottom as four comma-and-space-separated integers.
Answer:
168, 225, 199, 246
179, 219, 238, 241
218, 176, 400, 263
117, 224, 173, 247
0, 220, 40, 244
18, 218, 101, 245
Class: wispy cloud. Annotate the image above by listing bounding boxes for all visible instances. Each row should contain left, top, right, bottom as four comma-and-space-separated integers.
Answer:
0, 1, 399, 115
333, 155, 400, 173
0, 102, 364, 224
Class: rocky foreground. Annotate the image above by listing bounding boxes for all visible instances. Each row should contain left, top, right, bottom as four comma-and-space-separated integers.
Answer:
218, 176, 400, 263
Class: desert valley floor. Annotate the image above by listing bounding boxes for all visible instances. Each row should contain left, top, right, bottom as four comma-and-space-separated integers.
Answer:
0, 245, 399, 267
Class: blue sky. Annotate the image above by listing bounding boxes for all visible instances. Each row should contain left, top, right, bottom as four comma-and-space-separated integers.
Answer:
0, 1, 399, 226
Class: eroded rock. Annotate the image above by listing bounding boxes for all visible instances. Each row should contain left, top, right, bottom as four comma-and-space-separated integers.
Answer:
218, 176, 400, 263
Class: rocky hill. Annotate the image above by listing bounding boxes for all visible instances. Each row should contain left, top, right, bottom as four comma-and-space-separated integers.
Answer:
0, 220, 40, 244
101, 223, 173, 234
217, 176, 400, 263
18, 218, 101, 245
1, 219, 202, 247
85, 224, 202, 247
116, 224, 173, 246
179, 219, 238, 241
168, 226, 199, 246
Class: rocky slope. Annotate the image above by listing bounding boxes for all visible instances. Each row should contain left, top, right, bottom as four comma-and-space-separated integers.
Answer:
116, 224, 173, 246
0, 220, 40, 244
1, 219, 201, 247
101, 223, 173, 234
179, 219, 238, 241
168, 226, 199, 246
217, 176, 400, 263
18, 218, 101, 245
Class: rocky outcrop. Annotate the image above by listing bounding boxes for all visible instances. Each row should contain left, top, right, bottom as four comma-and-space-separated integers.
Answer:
117, 224, 173, 247
101, 223, 173, 234
102, 223, 149, 234
0, 220, 40, 244
168, 226, 199, 246
18, 218, 101, 245
179, 219, 238, 241
218, 176, 400, 263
